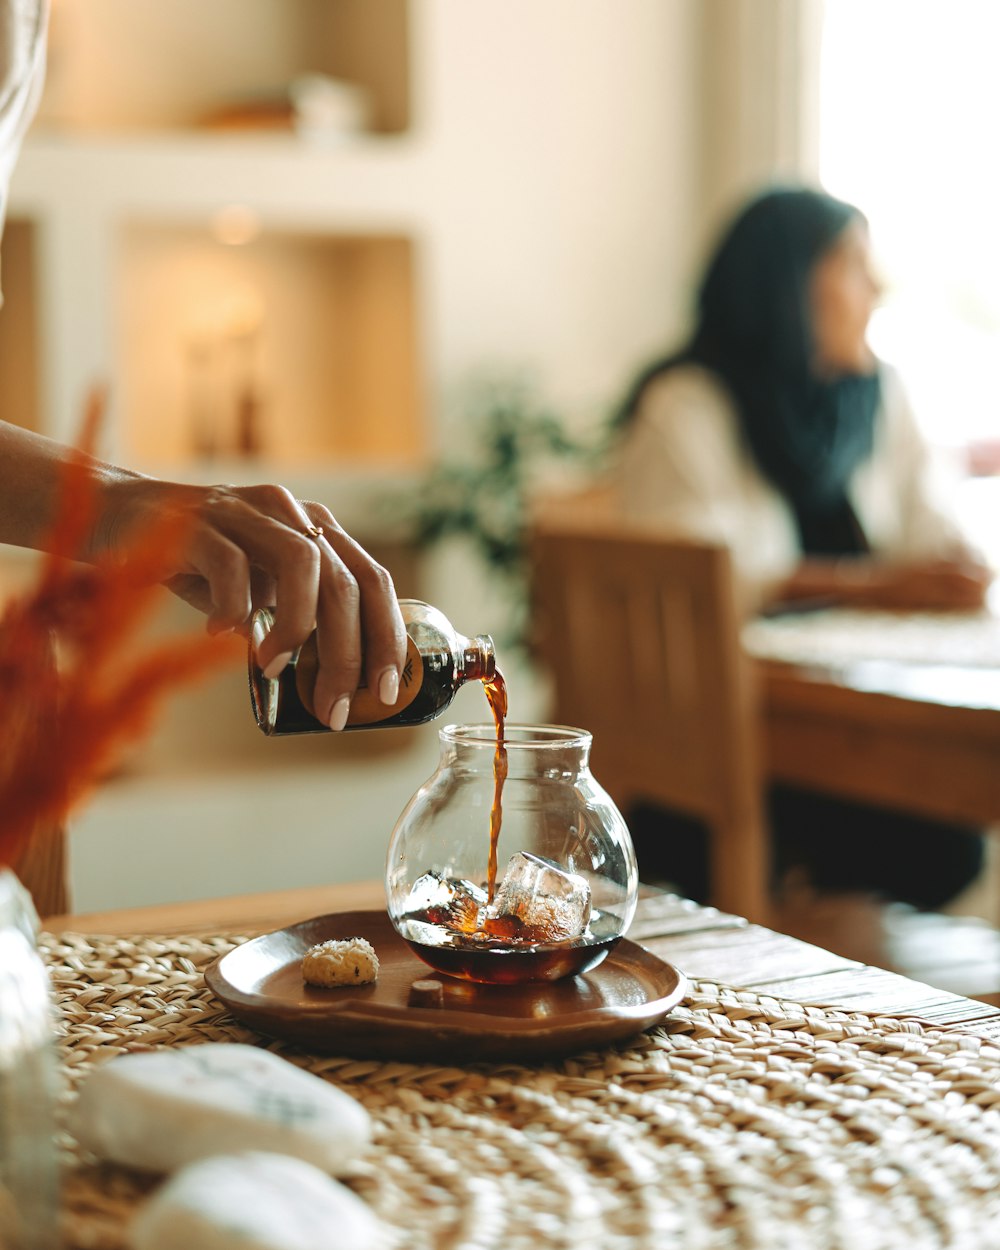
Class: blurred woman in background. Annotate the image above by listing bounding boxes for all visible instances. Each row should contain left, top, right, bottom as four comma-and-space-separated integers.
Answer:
612, 185, 991, 909
615, 185, 990, 614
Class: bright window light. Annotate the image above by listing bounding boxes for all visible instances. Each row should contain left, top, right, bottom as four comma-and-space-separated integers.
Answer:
820, 0, 1000, 454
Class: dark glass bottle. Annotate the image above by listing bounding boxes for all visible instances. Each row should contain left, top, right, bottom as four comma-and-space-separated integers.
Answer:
249, 600, 496, 735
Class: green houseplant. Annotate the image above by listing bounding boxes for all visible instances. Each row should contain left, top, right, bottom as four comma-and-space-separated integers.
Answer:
399, 377, 599, 648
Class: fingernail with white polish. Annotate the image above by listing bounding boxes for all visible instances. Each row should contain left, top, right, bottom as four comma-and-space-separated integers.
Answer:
262, 651, 293, 680
328, 696, 351, 732
378, 668, 400, 706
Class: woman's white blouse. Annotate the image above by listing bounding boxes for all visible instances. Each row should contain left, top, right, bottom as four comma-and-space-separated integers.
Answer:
613, 363, 968, 602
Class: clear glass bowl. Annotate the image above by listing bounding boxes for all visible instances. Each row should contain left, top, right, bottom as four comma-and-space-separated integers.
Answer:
386, 724, 638, 984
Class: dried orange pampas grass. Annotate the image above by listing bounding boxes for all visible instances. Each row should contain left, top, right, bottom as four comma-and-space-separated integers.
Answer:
0, 396, 241, 869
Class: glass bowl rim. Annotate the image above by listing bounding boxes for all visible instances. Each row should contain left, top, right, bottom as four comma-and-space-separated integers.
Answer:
440, 722, 592, 750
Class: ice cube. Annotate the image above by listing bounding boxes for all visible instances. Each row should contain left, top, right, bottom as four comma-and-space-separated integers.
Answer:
484, 852, 592, 943
404, 872, 486, 934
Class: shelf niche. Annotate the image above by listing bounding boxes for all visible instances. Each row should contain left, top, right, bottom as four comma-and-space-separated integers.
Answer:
38, 0, 410, 136
117, 222, 425, 470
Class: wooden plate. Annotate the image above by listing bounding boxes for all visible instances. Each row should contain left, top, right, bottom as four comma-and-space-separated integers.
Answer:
205, 909, 687, 1063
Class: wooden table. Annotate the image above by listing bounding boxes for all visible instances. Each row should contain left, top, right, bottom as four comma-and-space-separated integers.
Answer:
750, 611, 1000, 827
44, 878, 1000, 1040
45, 879, 1000, 1248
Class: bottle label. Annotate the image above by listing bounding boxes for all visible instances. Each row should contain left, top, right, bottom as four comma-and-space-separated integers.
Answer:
294, 636, 424, 726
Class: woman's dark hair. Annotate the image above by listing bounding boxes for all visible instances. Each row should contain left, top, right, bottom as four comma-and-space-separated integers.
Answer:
618, 186, 881, 554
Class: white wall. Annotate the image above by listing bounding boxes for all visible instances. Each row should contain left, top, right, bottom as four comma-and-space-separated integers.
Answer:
416, 0, 698, 426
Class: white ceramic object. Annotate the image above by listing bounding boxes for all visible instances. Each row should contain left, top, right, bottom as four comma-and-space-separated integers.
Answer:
72, 1043, 370, 1175
131, 1152, 383, 1250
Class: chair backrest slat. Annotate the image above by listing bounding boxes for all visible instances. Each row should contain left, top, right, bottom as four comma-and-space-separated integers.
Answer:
531, 518, 768, 922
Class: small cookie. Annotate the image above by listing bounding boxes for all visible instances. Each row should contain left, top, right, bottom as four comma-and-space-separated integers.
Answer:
302, 938, 379, 987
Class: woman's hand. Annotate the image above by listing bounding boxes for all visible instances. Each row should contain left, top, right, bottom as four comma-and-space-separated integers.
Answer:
95, 475, 407, 731
0, 418, 405, 729
770, 555, 994, 615
862, 559, 994, 612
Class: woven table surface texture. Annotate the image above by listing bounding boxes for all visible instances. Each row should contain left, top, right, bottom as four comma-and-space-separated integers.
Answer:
43, 929, 1000, 1250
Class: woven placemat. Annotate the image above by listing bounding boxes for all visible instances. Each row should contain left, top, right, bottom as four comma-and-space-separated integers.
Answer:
42, 930, 1000, 1250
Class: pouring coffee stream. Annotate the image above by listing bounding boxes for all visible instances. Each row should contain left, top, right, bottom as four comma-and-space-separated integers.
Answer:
483, 668, 508, 905
393, 678, 622, 983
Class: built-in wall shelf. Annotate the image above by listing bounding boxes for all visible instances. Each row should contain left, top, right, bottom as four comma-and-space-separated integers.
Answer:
3, 0, 423, 465
40, 0, 410, 137
119, 223, 423, 469
1, 131, 431, 479
11, 133, 427, 223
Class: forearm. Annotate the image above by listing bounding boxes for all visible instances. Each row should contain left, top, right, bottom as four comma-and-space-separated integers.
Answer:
771, 558, 877, 607
0, 420, 143, 558
768, 555, 992, 613
0, 420, 410, 722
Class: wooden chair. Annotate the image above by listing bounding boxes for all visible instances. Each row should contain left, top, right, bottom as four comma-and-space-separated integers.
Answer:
13, 820, 69, 920
4, 627, 70, 920
530, 518, 768, 923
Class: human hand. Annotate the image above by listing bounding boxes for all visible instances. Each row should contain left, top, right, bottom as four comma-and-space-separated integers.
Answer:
94, 475, 407, 730
863, 559, 994, 612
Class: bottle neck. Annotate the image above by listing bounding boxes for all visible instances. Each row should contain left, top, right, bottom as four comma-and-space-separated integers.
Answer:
461, 633, 496, 682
